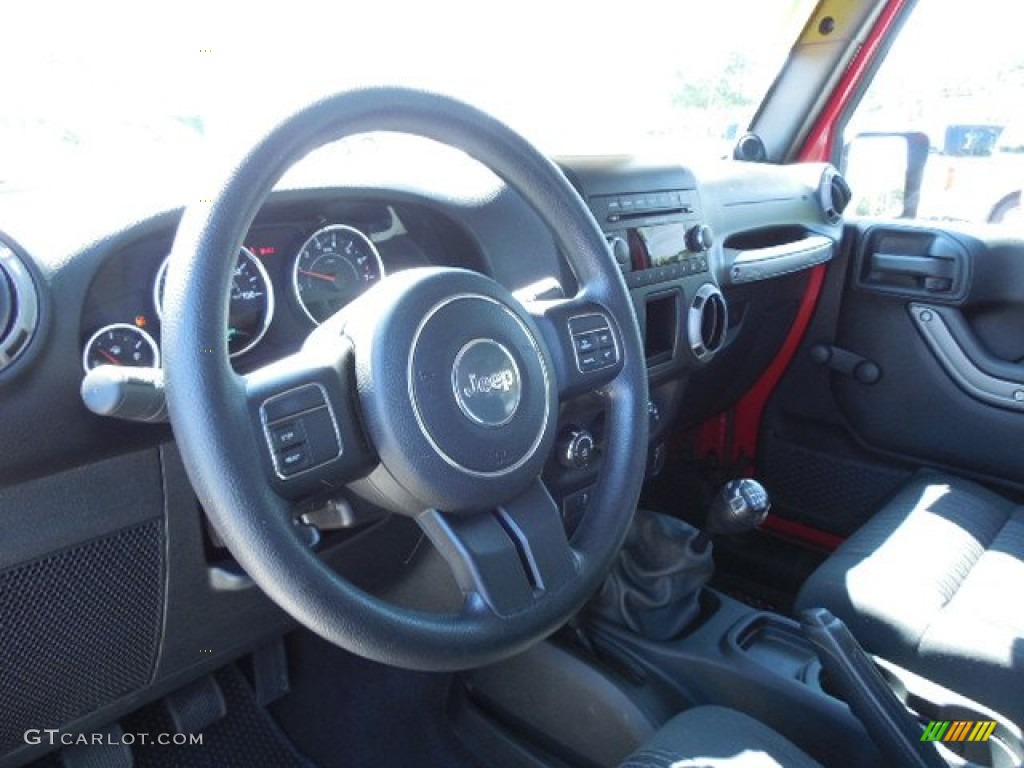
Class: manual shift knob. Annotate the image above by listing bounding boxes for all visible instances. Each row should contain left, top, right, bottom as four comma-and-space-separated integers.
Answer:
707, 478, 771, 535
691, 479, 771, 553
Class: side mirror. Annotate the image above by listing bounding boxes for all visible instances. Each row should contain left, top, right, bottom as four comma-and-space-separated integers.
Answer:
841, 131, 930, 218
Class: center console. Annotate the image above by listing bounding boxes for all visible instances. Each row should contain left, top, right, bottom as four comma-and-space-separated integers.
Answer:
460, 589, 1024, 768
546, 159, 730, 520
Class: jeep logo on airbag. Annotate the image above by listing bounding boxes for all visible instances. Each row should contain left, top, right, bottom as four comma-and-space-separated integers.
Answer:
463, 369, 516, 397
452, 339, 521, 427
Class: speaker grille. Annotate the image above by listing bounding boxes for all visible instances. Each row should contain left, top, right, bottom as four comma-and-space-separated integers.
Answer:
0, 519, 164, 751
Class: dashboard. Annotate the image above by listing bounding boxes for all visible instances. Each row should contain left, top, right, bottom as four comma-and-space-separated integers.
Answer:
0, 151, 845, 767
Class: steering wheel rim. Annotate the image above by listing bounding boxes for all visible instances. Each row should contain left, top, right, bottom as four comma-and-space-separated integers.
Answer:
163, 88, 648, 671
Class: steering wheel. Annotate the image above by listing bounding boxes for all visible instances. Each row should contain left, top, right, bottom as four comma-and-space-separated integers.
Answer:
162, 88, 648, 671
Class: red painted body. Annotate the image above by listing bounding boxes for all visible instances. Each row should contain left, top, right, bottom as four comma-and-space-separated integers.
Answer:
699, 0, 912, 550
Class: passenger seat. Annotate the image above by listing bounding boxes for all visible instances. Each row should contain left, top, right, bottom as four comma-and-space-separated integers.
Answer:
795, 470, 1024, 725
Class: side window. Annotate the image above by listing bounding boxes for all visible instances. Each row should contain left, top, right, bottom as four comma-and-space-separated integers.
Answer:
842, 0, 1022, 228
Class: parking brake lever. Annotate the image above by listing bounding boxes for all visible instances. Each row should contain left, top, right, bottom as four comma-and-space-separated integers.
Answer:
800, 608, 947, 768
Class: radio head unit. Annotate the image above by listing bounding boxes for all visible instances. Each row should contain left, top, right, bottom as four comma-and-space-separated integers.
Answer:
559, 159, 713, 286
593, 191, 712, 286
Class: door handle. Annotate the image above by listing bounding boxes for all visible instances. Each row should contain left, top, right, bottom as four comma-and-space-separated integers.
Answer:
870, 253, 954, 291
871, 253, 953, 279
857, 230, 969, 298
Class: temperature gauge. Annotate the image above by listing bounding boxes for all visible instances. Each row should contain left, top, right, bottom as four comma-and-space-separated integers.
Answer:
82, 323, 160, 373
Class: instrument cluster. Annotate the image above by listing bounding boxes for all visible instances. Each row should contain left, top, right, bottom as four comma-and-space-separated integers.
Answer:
81, 207, 404, 374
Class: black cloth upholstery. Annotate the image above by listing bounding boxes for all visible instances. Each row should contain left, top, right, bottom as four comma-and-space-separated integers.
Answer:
619, 706, 822, 768
589, 509, 713, 640
796, 470, 1024, 724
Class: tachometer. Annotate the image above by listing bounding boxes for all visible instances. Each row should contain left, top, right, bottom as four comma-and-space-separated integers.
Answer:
154, 247, 274, 358
82, 323, 160, 372
292, 224, 384, 325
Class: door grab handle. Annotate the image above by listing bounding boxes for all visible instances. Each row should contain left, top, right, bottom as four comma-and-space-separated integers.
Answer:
910, 303, 1024, 412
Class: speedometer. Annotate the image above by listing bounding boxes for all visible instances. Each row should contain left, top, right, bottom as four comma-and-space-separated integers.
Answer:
291, 224, 384, 325
154, 247, 274, 358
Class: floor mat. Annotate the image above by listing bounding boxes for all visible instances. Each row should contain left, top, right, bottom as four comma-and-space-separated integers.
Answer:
25, 666, 312, 768
123, 666, 313, 768
271, 631, 485, 768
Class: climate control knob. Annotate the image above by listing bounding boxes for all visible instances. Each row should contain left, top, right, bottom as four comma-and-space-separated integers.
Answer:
557, 428, 597, 470
686, 224, 714, 252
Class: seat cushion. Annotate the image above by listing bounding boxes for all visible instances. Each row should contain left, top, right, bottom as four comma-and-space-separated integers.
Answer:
619, 706, 821, 768
796, 470, 1024, 724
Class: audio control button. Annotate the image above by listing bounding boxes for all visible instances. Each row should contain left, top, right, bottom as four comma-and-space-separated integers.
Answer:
575, 333, 597, 353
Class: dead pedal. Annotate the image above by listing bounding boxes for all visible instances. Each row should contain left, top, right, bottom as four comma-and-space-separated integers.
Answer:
162, 674, 227, 735
251, 637, 290, 707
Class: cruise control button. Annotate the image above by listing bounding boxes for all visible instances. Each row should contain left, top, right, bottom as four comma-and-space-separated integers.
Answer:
302, 407, 342, 465
263, 385, 325, 422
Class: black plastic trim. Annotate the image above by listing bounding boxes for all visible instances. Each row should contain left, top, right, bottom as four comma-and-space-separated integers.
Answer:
909, 303, 1024, 412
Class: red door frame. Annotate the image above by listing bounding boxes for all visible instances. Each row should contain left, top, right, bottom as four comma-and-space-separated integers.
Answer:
698, 0, 912, 551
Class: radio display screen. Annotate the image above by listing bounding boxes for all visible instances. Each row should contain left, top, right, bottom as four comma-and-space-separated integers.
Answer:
638, 224, 687, 267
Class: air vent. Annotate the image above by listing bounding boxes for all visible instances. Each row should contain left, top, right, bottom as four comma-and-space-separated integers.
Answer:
0, 240, 39, 374
688, 283, 728, 361
818, 167, 851, 224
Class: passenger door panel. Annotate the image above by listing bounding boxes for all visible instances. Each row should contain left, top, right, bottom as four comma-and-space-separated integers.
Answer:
832, 222, 1024, 484
759, 222, 1024, 537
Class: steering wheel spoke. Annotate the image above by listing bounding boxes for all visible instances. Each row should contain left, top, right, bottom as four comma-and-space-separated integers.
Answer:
242, 345, 375, 499
418, 480, 577, 617
524, 295, 625, 399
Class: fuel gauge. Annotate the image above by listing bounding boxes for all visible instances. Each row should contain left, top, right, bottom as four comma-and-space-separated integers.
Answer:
82, 323, 160, 373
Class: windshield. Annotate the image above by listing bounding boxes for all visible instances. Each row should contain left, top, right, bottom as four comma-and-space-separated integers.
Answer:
1, 0, 815, 192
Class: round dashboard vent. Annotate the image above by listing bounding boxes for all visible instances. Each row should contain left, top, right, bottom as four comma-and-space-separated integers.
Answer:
819, 166, 852, 224
688, 283, 728, 362
0, 241, 40, 374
